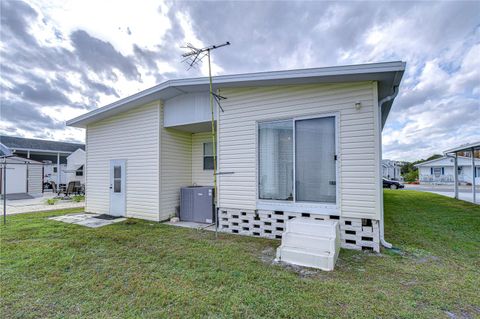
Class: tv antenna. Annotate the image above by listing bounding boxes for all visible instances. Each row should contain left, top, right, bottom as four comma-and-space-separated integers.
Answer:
181, 41, 230, 238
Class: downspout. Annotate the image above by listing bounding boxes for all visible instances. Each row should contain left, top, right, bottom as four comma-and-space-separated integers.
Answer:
378, 85, 399, 249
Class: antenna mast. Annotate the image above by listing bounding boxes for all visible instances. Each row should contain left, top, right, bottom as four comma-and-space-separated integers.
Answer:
181, 41, 230, 238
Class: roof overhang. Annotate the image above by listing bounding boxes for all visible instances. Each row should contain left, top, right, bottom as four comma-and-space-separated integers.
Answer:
11, 148, 74, 155
414, 155, 480, 167
67, 61, 406, 128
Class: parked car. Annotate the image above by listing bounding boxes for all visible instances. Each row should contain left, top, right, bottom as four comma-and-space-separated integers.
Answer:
383, 178, 404, 189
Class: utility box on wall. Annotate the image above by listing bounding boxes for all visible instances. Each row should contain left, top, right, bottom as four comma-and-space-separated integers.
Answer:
180, 186, 214, 223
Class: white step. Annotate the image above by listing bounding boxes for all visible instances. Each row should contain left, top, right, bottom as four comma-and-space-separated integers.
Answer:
276, 246, 336, 271
276, 218, 340, 271
286, 218, 338, 237
282, 232, 335, 252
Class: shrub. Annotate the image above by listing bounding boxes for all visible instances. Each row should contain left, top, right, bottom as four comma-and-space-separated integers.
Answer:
46, 198, 59, 205
404, 170, 418, 183
71, 195, 85, 203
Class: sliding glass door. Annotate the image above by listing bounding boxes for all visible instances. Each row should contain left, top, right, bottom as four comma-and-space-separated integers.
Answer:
258, 115, 337, 205
295, 117, 336, 203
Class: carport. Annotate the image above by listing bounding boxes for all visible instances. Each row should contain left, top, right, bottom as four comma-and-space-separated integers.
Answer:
444, 141, 480, 204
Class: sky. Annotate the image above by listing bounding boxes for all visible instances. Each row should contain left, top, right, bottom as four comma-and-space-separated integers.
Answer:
0, 0, 479, 162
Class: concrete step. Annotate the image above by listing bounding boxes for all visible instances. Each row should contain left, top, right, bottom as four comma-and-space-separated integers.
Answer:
286, 217, 338, 237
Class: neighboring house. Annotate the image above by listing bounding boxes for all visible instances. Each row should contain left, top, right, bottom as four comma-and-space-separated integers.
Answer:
382, 160, 403, 181
67, 61, 406, 252
415, 156, 480, 185
0, 156, 43, 197
0, 136, 85, 187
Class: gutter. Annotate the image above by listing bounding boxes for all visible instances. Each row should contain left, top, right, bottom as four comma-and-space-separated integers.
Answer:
378, 85, 399, 249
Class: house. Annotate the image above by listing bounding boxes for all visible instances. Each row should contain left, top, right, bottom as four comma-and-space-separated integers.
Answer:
0, 135, 85, 187
382, 159, 403, 181
415, 156, 480, 185
443, 141, 479, 204
67, 61, 406, 252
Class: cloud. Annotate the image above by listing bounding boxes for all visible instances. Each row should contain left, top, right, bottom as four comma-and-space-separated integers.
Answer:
10, 79, 71, 106
0, 0, 478, 161
1, 100, 63, 131
0, 0, 38, 46
70, 30, 141, 81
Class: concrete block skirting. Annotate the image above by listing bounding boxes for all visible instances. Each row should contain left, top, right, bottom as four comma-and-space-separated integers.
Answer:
218, 208, 380, 252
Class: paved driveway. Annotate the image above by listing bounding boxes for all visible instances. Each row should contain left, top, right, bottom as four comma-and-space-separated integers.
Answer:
1, 192, 84, 215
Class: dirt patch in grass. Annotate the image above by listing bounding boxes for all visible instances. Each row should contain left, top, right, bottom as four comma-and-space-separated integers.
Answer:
259, 246, 321, 278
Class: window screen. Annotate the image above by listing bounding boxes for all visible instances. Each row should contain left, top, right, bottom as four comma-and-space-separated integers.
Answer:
295, 117, 336, 203
258, 120, 294, 201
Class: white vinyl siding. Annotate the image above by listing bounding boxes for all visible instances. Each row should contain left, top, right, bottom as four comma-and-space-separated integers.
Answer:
85, 102, 161, 221
217, 82, 380, 219
192, 132, 214, 186
159, 104, 192, 220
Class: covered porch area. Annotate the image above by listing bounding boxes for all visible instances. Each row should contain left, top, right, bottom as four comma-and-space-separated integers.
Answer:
160, 91, 217, 222
444, 141, 480, 204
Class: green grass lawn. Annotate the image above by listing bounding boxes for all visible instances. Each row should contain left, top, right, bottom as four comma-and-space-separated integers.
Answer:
1, 191, 479, 318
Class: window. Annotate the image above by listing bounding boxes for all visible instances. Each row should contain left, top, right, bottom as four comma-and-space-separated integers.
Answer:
476, 167, 480, 178
53, 167, 57, 173
113, 165, 121, 193
203, 142, 215, 170
258, 116, 336, 204
433, 167, 442, 177
76, 165, 84, 176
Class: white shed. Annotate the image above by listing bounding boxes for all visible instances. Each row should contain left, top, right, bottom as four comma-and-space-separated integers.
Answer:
0, 156, 43, 197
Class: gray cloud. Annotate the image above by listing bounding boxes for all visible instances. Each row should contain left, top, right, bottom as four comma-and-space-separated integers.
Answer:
10, 80, 71, 106
1, 100, 63, 131
0, 0, 38, 46
70, 30, 141, 81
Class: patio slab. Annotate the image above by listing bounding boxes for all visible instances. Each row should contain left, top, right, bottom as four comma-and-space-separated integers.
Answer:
49, 213, 126, 228
164, 220, 216, 231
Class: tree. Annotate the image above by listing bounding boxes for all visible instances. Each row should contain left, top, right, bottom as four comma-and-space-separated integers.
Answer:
403, 169, 419, 183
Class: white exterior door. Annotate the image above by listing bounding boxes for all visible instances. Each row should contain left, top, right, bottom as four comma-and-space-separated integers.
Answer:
109, 160, 126, 216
